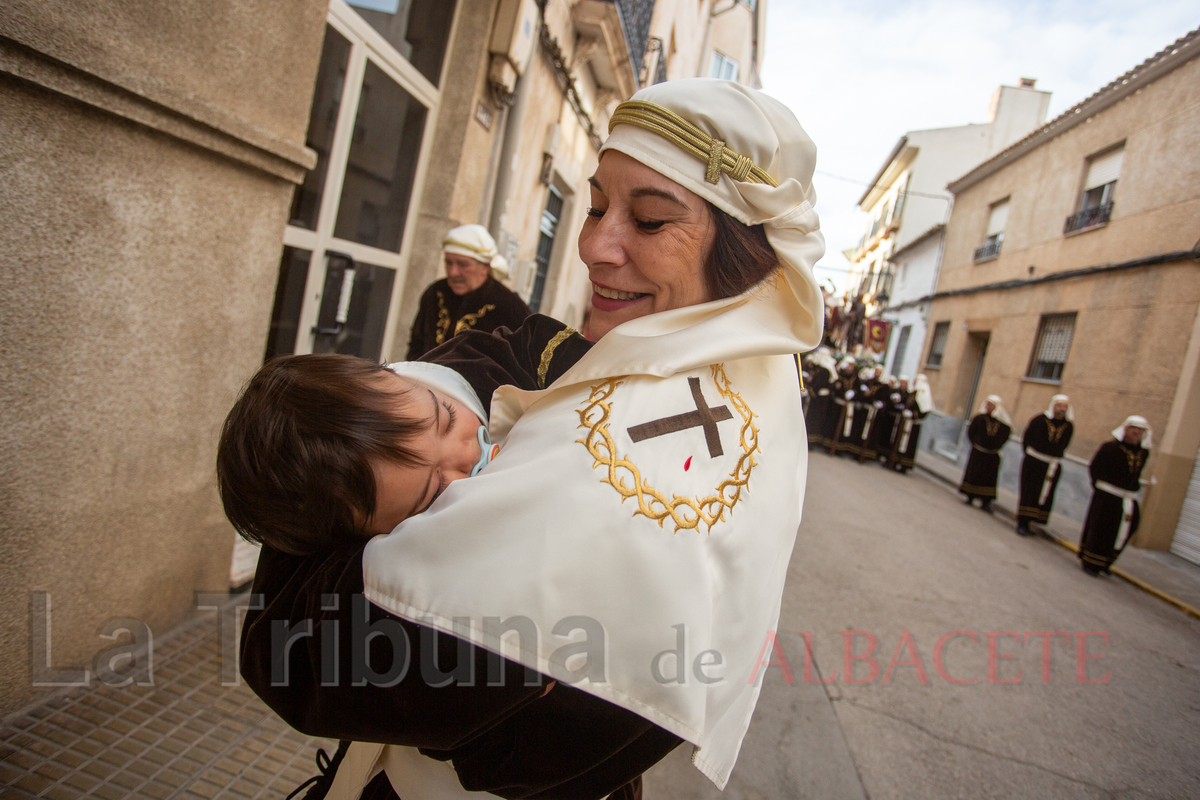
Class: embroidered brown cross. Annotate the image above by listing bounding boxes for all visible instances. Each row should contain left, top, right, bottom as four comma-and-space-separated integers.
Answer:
627, 377, 734, 457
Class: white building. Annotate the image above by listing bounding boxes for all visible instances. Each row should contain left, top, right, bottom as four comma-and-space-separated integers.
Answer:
848, 80, 1051, 377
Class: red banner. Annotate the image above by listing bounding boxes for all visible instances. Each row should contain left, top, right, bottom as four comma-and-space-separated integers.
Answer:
864, 319, 891, 349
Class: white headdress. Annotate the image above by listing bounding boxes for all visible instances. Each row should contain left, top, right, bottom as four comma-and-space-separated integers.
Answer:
442, 224, 510, 279
913, 374, 933, 413
1044, 394, 1074, 422
810, 348, 838, 379
979, 394, 1013, 427
1112, 415, 1153, 449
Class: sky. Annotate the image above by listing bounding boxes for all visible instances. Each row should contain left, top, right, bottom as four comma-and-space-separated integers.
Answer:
759, 0, 1199, 293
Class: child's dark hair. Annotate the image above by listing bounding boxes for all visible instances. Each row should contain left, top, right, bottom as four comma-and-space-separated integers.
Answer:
216, 354, 425, 557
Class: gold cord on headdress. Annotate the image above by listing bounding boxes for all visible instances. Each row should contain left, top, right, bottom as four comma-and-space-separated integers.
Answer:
608, 100, 778, 187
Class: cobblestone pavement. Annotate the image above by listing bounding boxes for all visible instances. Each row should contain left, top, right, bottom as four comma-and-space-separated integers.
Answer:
0, 600, 333, 799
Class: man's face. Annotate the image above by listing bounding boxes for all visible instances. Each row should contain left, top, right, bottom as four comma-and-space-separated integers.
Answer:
1123, 426, 1145, 446
1052, 400, 1069, 419
445, 253, 490, 295
984, 400, 996, 414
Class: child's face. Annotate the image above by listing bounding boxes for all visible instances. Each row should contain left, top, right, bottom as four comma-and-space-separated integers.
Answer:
363, 378, 484, 536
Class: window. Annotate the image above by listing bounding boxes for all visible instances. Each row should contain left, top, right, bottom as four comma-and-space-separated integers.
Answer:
529, 186, 564, 313
708, 52, 739, 81
891, 324, 912, 375
1064, 147, 1122, 234
926, 321, 950, 368
1026, 313, 1076, 382
267, 0, 450, 362
974, 199, 1008, 262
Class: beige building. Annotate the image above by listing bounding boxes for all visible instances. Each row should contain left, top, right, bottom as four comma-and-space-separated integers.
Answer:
0, 0, 764, 714
917, 27, 1200, 557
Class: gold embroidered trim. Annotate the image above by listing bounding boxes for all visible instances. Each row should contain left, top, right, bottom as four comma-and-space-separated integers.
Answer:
442, 238, 495, 259
453, 304, 495, 336
435, 292, 450, 345
575, 365, 759, 533
1046, 418, 1069, 445
537, 328, 580, 389
608, 101, 778, 187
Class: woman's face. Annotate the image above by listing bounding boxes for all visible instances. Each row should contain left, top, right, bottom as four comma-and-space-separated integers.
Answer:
579, 151, 716, 341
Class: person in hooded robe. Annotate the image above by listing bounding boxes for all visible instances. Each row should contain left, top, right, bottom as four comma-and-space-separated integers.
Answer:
868, 375, 901, 462
959, 395, 1012, 511
837, 363, 876, 459
828, 356, 859, 455
886, 375, 931, 473
804, 348, 838, 449
853, 365, 887, 462
1016, 395, 1075, 535
406, 224, 531, 359
1079, 416, 1151, 576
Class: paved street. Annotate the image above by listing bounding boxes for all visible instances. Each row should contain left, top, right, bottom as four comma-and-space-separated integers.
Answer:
4, 449, 1198, 798
645, 450, 1200, 799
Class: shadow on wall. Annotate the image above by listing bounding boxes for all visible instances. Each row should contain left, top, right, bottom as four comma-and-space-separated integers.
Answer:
919, 410, 1092, 525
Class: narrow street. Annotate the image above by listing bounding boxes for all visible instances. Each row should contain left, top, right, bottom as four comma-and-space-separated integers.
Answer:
645, 450, 1200, 799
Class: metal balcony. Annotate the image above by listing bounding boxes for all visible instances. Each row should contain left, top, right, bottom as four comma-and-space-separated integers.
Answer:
1063, 202, 1113, 235
973, 238, 1002, 262
612, 0, 656, 85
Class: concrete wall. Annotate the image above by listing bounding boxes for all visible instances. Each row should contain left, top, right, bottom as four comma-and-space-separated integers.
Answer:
921, 263, 1199, 459
0, 0, 327, 712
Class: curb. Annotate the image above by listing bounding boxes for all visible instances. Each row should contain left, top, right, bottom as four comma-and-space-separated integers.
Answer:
913, 462, 1200, 623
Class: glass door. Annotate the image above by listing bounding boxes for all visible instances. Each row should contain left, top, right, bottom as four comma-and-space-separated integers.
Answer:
265, 0, 456, 362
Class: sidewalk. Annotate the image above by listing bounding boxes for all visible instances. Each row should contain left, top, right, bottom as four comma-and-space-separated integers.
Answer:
915, 449, 1200, 615
0, 598, 333, 799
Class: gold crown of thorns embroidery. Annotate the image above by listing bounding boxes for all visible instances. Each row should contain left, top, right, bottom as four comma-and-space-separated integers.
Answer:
575, 364, 760, 532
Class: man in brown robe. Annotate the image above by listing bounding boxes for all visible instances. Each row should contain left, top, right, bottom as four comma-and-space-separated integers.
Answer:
959, 395, 1012, 512
406, 224, 531, 359
1080, 416, 1151, 576
1016, 395, 1074, 535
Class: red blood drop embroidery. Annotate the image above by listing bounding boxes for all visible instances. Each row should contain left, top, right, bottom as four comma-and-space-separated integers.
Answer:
684, 456, 692, 471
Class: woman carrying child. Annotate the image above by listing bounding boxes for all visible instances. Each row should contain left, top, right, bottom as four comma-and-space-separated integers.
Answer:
228, 78, 826, 798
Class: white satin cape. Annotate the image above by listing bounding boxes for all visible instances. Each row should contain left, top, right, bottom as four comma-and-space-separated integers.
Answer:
364, 282, 819, 790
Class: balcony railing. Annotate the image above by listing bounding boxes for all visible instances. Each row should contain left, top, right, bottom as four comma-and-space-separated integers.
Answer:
1063, 202, 1113, 235
613, 0, 656, 87
973, 238, 1002, 262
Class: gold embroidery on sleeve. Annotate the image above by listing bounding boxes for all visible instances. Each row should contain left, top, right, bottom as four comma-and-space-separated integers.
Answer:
453, 304, 496, 336
435, 292, 451, 345
575, 365, 759, 533
537, 328, 580, 389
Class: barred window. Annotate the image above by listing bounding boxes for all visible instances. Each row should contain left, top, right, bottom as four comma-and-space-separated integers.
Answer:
926, 321, 950, 368
1027, 313, 1076, 382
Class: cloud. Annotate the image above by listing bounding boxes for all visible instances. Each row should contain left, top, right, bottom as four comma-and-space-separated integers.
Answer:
761, 0, 1198, 291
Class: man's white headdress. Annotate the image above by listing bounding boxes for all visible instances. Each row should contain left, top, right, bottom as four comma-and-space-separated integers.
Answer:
442, 223, 510, 279
1112, 415, 1152, 449
979, 394, 1013, 427
1045, 394, 1074, 422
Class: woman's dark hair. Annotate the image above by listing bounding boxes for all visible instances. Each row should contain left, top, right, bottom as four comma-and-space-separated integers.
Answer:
704, 201, 779, 299
216, 354, 425, 557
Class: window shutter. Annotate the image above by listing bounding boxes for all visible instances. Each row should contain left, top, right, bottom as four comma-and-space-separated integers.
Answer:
986, 201, 1009, 236
1084, 149, 1123, 190
1035, 316, 1074, 364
